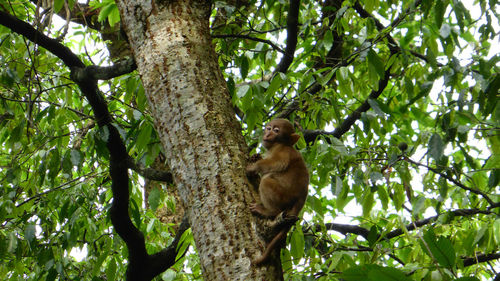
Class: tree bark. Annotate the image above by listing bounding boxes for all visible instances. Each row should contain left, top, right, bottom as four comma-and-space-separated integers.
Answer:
116, 1, 283, 279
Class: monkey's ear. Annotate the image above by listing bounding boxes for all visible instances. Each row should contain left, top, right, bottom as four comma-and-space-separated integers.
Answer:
290, 133, 300, 145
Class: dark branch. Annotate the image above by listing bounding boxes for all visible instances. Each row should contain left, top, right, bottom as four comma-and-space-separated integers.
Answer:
85, 58, 137, 80
385, 208, 494, 240
128, 217, 191, 280
324, 223, 370, 239
302, 0, 425, 142
323, 207, 494, 241
126, 156, 174, 183
303, 68, 392, 142
404, 157, 496, 206
276, 0, 300, 74
462, 252, 500, 267
212, 34, 285, 54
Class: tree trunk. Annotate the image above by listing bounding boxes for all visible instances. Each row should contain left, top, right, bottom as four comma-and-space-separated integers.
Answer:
116, 1, 283, 280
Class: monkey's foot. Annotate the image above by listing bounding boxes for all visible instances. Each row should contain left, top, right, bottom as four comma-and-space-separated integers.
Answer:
252, 256, 267, 266
250, 203, 275, 218
272, 212, 299, 228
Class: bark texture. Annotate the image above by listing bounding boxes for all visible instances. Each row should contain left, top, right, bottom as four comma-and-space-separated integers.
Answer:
116, 1, 283, 279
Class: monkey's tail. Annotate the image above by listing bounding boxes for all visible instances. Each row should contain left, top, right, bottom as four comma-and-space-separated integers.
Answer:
253, 228, 288, 265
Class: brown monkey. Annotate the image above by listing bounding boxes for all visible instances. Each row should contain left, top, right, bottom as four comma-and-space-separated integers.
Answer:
246, 118, 309, 265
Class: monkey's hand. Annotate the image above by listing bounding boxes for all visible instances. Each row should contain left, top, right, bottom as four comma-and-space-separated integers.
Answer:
246, 163, 261, 189
249, 153, 263, 163
246, 162, 258, 174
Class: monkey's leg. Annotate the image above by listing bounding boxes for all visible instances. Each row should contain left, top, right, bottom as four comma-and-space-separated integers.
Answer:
251, 177, 286, 217
286, 197, 305, 219
250, 203, 279, 218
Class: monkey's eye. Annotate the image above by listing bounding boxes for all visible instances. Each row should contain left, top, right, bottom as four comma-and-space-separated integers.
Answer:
265, 126, 272, 131
273, 127, 280, 133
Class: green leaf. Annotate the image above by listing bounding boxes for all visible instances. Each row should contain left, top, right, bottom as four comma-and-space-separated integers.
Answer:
148, 187, 162, 211
367, 225, 379, 247
46, 269, 58, 281
483, 74, 500, 116
236, 84, 250, 98
367, 266, 412, 281
421, 229, 456, 268
341, 265, 412, 281
7, 231, 17, 253
70, 149, 83, 167
453, 1, 468, 30
266, 74, 282, 96
434, 0, 446, 28
176, 229, 192, 262
309, 196, 324, 217
330, 137, 348, 156
54, 0, 65, 13
428, 133, 444, 161
47, 148, 61, 182
25, 224, 36, 242
108, 4, 121, 27
317, 68, 335, 86
367, 49, 385, 79
240, 55, 249, 79
412, 196, 426, 215
341, 265, 369, 280
92, 253, 107, 276
290, 227, 304, 264
333, 175, 342, 196
323, 30, 334, 51
98, 126, 110, 142
377, 186, 389, 210
161, 270, 178, 281
136, 122, 153, 151
453, 278, 480, 281
367, 98, 385, 117
493, 219, 500, 245
106, 258, 117, 281
488, 166, 500, 188
61, 151, 73, 174
362, 190, 374, 217
98, 3, 116, 23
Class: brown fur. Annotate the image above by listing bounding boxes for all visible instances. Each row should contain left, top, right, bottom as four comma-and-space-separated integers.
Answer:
246, 119, 309, 265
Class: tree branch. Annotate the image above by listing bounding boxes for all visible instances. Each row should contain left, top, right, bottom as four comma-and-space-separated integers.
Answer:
126, 156, 174, 183
300, 0, 424, 141
404, 157, 496, 206
212, 33, 285, 54
276, 0, 300, 74
84, 58, 137, 80
324, 223, 370, 239
322, 207, 495, 241
385, 208, 494, 239
128, 216, 191, 280
462, 252, 500, 267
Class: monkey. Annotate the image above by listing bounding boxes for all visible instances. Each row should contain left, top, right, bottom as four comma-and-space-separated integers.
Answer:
246, 118, 309, 265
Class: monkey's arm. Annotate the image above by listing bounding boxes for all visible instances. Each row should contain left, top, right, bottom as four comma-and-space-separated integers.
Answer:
246, 149, 290, 174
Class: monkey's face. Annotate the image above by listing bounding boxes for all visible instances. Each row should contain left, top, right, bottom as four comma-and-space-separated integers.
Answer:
262, 123, 280, 149
262, 119, 294, 149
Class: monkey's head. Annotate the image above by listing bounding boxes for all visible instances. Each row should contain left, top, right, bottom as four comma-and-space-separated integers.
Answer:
262, 119, 300, 149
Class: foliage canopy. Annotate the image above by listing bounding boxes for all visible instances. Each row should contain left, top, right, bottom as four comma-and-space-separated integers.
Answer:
0, 0, 499, 280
